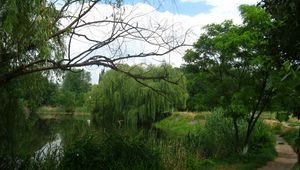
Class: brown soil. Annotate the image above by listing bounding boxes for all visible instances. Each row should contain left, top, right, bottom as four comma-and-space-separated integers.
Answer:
257, 135, 297, 170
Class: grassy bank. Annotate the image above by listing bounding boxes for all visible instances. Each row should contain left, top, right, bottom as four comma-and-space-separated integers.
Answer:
37, 106, 90, 115
37, 106, 90, 120
154, 112, 208, 136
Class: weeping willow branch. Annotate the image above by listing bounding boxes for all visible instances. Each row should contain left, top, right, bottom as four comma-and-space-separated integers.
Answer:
92, 65, 188, 128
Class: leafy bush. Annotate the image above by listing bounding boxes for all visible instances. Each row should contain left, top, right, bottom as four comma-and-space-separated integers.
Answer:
282, 129, 298, 146
185, 108, 236, 158
185, 108, 275, 158
61, 132, 164, 170
249, 121, 275, 151
282, 128, 299, 162
238, 146, 276, 170
275, 112, 290, 122
56, 90, 76, 113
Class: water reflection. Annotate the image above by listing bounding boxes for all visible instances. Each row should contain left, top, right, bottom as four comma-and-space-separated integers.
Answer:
35, 133, 63, 162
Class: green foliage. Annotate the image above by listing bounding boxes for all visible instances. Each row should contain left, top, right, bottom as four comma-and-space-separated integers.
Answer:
282, 128, 300, 162
183, 6, 275, 112
50, 69, 92, 112
154, 110, 275, 170
236, 145, 276, 170
288, 122, 300, 127
0, 83, 25, 157
186, 157, 215, 170
0, 0, 65, 82
55, 90, 76, 113
0, 75, 58, 168
183, 72, 207, 111
275, 112, 290, 122
84, 85, 98, 113
249, 120, 275, 151
185, 108, 274, 158
282, 129, 299, 151
62, 70, 91, 96
14, 73, 58, 113
61, 69, 91, 107
293, 163, 299, 170
91, 64, 188, 128
259, 0, 300, 63
185, 108, 236, 158
61, 132, 164, 170
272, 70, 300, 121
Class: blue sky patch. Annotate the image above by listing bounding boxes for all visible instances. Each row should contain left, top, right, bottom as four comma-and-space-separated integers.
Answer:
124, 0, 213, 16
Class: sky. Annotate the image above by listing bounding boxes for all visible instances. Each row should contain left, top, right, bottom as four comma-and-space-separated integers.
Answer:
124, 0, 213, 16
67, 0, 259, 84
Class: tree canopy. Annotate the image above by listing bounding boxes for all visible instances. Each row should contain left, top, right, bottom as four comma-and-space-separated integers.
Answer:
62, 70, 91, 95
90, 64, 188, 128
259, 0, 300, 64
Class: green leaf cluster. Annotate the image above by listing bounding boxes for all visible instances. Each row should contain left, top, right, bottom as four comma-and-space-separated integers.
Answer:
54, 69, 91, 112
0, 0, 65, 75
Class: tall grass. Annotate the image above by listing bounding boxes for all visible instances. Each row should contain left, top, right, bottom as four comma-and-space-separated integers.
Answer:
61, 132, 164, 170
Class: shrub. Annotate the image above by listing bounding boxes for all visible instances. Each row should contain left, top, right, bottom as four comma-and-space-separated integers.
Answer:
55, 90, 76, 113
275, 112, 290, 122
282, 128, 299, 162
249, 120, 275, 151
61, 132, 164, 170
185, 108, 236, 158
185, 108, 275, 158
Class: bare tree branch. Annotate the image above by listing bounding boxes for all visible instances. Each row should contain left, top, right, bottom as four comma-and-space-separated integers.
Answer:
0, 0, 189, 86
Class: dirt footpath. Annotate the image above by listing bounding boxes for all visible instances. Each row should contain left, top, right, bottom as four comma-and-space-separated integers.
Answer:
257, 135, 298, 170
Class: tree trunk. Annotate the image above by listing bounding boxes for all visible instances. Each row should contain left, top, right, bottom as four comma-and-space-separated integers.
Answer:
295, 112, 300, 162
233, 117, 240, 153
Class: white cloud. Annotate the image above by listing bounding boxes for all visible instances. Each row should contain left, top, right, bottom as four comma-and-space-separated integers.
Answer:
66, 0, 258, 84
180, 0, 258, 5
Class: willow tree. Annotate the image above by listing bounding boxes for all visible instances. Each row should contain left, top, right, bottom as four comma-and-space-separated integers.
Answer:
90, 64, 188, 128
